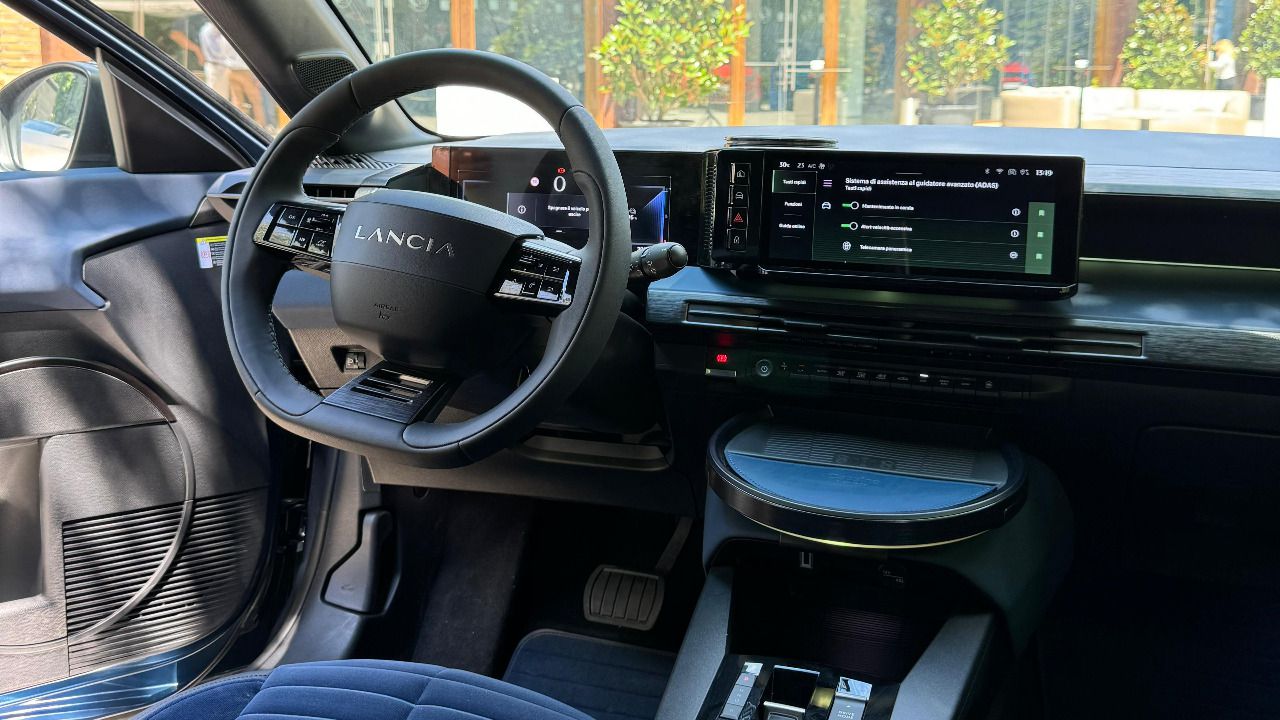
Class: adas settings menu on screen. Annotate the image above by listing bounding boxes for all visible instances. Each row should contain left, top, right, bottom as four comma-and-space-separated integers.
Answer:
765, 154, 1061, 276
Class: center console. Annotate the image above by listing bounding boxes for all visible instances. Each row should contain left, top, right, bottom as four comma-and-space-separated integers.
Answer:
654, 411, 1073, 720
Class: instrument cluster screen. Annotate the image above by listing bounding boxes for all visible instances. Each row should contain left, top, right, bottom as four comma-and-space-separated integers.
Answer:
452, 151, 669, 249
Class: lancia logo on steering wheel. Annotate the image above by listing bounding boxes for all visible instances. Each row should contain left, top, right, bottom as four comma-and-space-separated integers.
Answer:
353, 225, 455, 257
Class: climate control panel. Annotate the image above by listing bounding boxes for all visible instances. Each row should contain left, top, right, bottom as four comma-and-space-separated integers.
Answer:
705, 346, 1067, 405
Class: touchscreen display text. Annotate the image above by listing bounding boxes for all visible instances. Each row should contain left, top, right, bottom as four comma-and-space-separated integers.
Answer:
764, 155, 1062, 276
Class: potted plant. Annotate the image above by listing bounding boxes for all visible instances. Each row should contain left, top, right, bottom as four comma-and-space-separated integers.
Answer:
1118, 0, 1204, 90
1240, 0, 1280, 134
593, 0, 750, 124
902, 0, 1012, 125
491, 1, 585, 96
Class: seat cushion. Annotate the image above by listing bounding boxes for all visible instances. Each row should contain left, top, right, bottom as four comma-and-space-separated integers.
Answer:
136, 660, 594, 720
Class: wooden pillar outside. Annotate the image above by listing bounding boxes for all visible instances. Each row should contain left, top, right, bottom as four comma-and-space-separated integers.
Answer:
819, 0, 840, 124
39, 29, 86, 64
451, 0, 476, 49
584, 0, 616, 127
728, 0, 748, 126
1093, 0, 1137, 85
892, 0, 915, 107
1091, 0, 1112, 84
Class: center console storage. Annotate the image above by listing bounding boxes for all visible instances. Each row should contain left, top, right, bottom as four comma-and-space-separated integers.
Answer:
708, 413, 1026, 548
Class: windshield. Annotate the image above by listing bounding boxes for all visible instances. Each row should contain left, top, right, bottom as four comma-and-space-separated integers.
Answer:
330, 0, 1280, 139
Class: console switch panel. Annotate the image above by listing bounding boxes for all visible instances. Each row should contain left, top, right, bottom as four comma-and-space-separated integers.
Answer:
721, 662, 763, 720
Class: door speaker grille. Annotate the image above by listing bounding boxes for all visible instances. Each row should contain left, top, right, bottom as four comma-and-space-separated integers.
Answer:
63, 490, 262, 674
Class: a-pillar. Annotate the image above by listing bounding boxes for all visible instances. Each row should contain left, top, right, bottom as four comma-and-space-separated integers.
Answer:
584, 0, 617, 127
451, 0, 476, 49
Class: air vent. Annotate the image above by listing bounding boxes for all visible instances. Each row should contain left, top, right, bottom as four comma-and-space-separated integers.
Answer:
304, 184, 360, 202
323, 365, 439, 423
702, 157, 718, 262
311, 153, 397, 170
685, 301, 1145, 360
63, 491, 262, 674
724, 136, 838, 148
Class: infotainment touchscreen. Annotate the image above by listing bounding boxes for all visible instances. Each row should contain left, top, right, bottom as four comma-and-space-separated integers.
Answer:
712, 149, 1084, 297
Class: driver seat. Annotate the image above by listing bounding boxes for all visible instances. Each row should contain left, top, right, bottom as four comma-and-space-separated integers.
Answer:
135, 659, 593, 720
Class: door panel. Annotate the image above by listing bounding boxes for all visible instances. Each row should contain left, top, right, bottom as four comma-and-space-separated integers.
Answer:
0, 169, 271, 708
0, 169, 219, 311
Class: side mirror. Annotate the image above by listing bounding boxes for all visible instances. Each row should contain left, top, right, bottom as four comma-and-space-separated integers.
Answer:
0, 62, 112, 172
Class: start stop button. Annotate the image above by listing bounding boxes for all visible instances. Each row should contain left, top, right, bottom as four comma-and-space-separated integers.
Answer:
755, 358, 774, 377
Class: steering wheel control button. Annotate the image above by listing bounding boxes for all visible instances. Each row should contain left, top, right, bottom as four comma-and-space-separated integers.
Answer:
267, 224, 295, 246
538, 280, 563, 301
278, 206, 306, 226
301, 210, 339, 233
308, 233, 334, 256
290, 229, 313, 250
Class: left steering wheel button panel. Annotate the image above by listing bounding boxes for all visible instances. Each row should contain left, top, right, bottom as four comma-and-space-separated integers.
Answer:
254, 203, 344, 262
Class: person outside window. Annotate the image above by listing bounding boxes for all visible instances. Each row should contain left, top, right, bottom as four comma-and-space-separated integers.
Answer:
1207, 39, 1238, 91
198, 20, 266, 126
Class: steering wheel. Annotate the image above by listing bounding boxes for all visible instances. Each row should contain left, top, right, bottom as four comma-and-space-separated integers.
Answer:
223, 50, 630, 468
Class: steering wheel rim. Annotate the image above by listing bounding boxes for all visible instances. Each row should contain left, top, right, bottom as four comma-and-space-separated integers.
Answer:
223, 50, 630, 468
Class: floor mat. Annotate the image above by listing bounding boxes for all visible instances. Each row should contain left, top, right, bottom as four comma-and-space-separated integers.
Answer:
504, 630, 675, 720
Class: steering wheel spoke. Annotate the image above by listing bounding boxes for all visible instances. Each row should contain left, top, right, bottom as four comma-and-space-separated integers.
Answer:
491, 237, 582, 314
251, 200, 345, 271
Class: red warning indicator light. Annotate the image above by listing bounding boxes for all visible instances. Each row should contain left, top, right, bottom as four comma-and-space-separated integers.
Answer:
557, 167, 566, 174
714, 353, 730, 365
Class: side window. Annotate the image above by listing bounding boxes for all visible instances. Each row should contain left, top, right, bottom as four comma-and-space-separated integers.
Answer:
0, 4, 112, 171
86, 0, 284, 135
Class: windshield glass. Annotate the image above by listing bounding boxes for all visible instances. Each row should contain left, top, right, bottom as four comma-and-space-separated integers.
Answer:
330, 0, 1280, 139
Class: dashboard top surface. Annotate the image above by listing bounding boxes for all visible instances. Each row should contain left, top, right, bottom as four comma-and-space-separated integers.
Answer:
444, 125, 1280, 199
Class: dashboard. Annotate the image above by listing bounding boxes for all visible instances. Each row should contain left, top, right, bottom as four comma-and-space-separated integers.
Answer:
206, 124, 1280, 546
220, 126, 1280, 404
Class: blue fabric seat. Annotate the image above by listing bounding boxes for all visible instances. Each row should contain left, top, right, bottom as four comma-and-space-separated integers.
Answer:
136, 659, 595, 720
